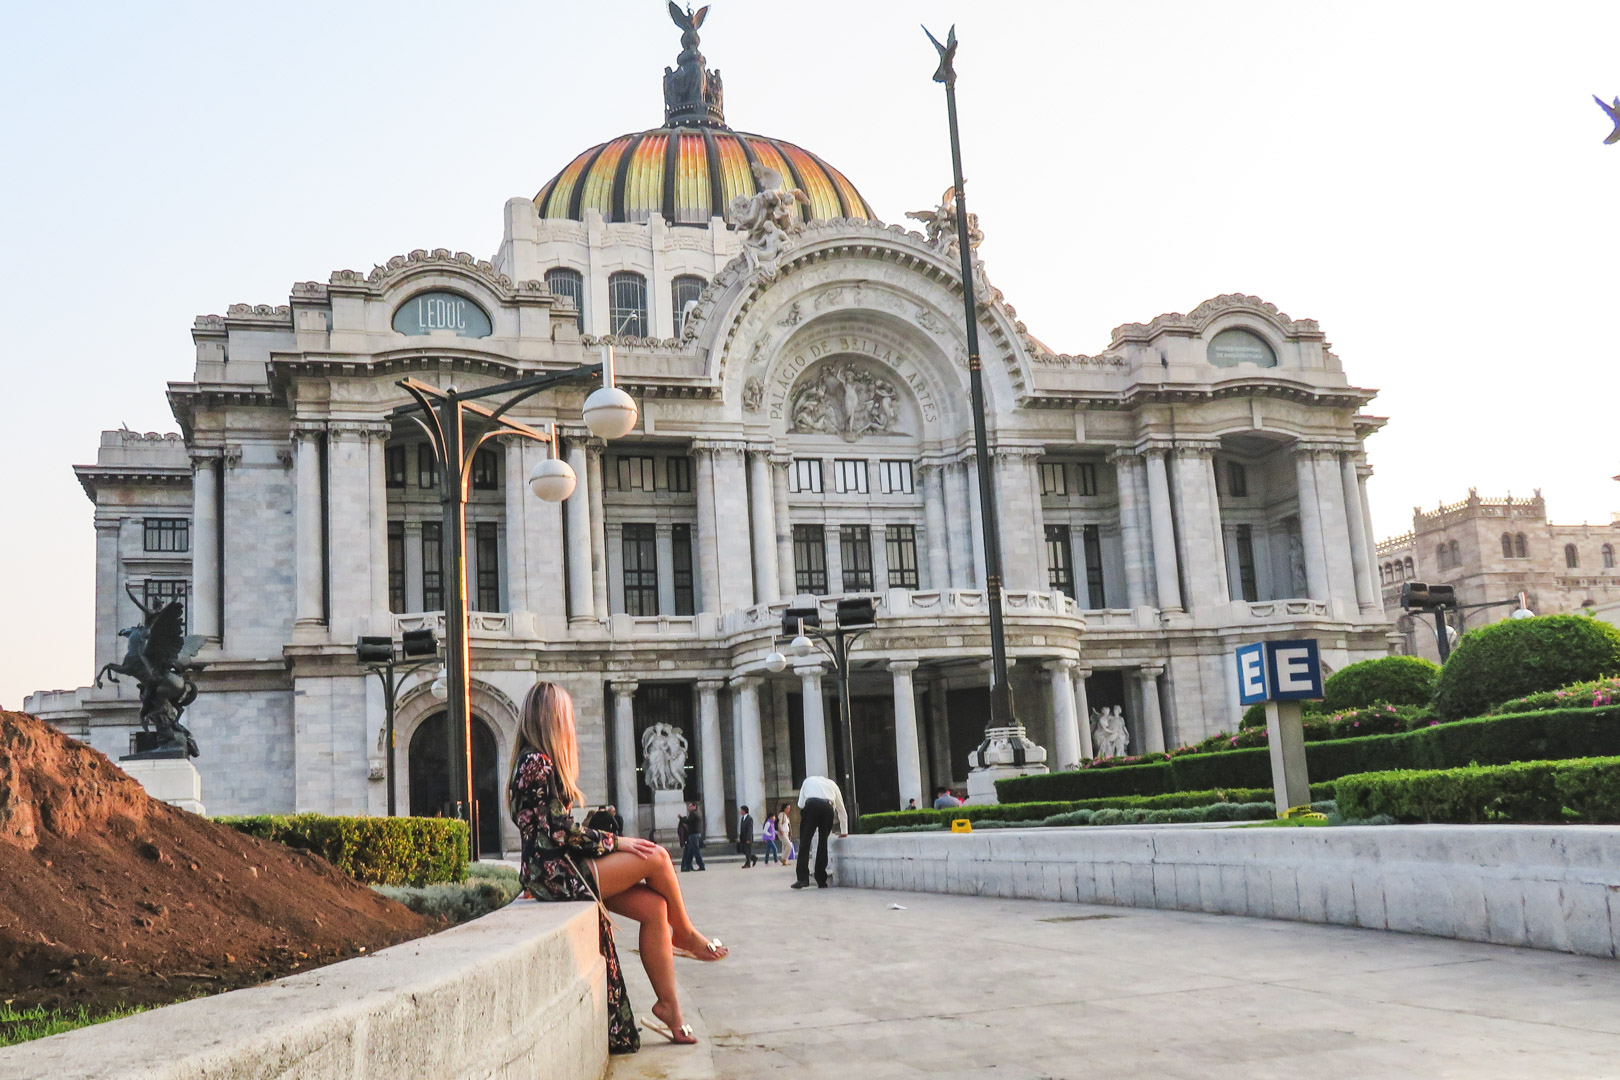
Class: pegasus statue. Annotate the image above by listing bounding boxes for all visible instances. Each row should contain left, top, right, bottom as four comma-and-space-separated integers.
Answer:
95, 585, 204, 757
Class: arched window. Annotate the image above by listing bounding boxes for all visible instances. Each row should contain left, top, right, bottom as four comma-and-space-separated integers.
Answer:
1604, 544, 1616, 569
607, 271, 648, 337
1514, 533, 1527, 559
544, 268, 585, 330
1448, 540, 1461, 568
1404, 556, 1414, 579
671, 274, 706, 335
1566, 543, 1580, 569
1436, 543, 1450, 569
1501, 533, 1514, 559
1207, 327, 1278, 368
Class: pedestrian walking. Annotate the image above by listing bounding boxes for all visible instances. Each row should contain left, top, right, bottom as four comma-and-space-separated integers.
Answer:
508, 682, 728, 1054
791, 775, 848, 890
761, 814, 780, 864
737, 805, 757, 867
679, 801, 706, 872
776, 802, 794, 862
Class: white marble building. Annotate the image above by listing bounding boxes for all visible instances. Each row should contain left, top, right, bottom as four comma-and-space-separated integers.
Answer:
28, 14, 1393, 849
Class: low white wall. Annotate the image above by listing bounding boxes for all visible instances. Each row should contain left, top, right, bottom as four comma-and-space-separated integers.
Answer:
832, 825, 1620, 959
0, 900, 607, 1080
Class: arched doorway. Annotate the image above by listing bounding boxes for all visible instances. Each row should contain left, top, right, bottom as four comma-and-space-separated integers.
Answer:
409, 712, 502, 857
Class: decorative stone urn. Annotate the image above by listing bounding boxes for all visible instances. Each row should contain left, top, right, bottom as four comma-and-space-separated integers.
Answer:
964, 725, 1049, 805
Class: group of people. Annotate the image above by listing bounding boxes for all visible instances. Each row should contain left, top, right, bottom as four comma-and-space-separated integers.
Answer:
506, 681, 850, 1056
901, 787, 965, 811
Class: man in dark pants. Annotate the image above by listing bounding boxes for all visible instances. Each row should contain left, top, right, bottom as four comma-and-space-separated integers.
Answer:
792, 775, 848, 889
680, 800, 706, 871
737, 805, 758, 867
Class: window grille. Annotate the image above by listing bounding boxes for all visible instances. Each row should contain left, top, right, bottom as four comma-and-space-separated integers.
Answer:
1234, 524, 1258, 603
840, 526, 874, 591
418, 445, 439, 490
143, 518, 189, 553
545, 268, 585, 330
1566, 544, 1580, 569
1514, 533, 1528, 559
885, 525, 919, 588
1226, 461, 1248, 498
607, 271, 648, 337
1603, 544, 1615, 569
671, 275, 706, 335
1082, 524, 1106, 608
833, 459, 868, 495
616, 456, 656, 491
671, 524, 695, 615
1501, 533, 1514, 559
666, 456, 692, 493
1075, 462, 1098, 497
142, 579, 189, 632
471, 448, 500, 491
475, 522, 500, 611
422, 522, 443, 610
1038, 462, 1067, 496
793, 524, 828, 595
387, 521, 405, 613
621, 523, 659, 616
879, 459, 914, 495
385, 446, 408, 489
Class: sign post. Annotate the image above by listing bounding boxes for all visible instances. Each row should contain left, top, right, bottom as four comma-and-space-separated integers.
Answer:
1235, 639, 1324, 817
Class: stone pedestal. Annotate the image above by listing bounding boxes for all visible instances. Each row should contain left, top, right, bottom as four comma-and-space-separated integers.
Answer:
119, 756, 205, 816
964, 725, 1048, 805
651, 789, 685, 843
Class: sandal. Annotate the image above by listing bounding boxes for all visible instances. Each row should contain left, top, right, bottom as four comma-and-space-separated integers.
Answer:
673, 937, 728, 962
641, 1015, 698, 1045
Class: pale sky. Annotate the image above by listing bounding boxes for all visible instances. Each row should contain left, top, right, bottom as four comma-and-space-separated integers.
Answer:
3, 1, 1617, 709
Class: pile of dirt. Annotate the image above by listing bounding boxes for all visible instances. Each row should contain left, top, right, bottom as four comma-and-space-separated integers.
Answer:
0, 710, 433, 1016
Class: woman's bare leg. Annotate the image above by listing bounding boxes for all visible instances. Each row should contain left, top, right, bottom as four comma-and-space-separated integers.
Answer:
604, 884, 692, 1040
594, 847, 722, 957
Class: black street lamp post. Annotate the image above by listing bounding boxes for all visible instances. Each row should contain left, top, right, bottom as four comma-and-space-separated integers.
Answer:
390, 352, 639, 861
355, 627, 440, 817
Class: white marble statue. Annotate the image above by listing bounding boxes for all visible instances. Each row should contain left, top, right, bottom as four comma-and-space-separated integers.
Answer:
640, 721, 689, 791
904, 186, 983, 256
1091, 705, 1130, 760
728, 162, 808, 279
787, 361, 906, 441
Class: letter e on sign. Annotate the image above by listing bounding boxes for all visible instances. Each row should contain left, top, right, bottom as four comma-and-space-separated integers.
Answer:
1235, 643, 1269, 705
1264, 639, 1323, 701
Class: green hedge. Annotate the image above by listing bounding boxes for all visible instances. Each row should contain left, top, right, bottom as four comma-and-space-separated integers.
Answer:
1335, 757, 1620, 823
998, 705, 1620, 803
1431, 614, 1620, 720
219, 813, 469, 886
854, 786, 1341, 834
1321, 655, 1439, 712
1490, 675, 1620, 715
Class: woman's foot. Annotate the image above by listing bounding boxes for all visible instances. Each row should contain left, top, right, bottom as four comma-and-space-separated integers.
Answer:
646, 999, 698, 1045
671, 926, 730, 961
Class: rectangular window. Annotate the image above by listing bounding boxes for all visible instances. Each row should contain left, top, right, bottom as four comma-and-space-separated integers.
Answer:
1227, 461, 1249, 498
1045, 524, 1074, 599
793, 524, 828, 595
666, 456, 692, 493
385, 446, 408, 489
833, 459, 868, 495
471, 449, 500, 491
1039, 462, 1067, 496
387, 521, 405, 613
142, 579, 189, 632
879, 460, 914, 495
475, 521, 499, 611
422, 522, 444, 611
1235, 524, 1258, 602
840, 525, 874, 592
621, 524, 659, 616
418, 445, 439, 490
789, 458, 823, 494
671, 524, 695, 615
885, 525, 919, 588
1075, 462, 1098, 497
616, 455, 656, 491
1082, 524, 1106, 609
143, 518, 189, 553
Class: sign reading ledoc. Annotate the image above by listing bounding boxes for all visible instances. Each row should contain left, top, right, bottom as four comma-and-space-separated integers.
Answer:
393, 292, 493, 338
1235, 639, 1323, 704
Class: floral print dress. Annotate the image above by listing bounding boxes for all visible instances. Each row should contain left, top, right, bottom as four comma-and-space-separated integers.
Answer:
510, 750, 639, 1055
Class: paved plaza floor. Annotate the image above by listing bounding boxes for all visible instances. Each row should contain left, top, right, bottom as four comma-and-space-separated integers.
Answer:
611, 854, 1620, 1080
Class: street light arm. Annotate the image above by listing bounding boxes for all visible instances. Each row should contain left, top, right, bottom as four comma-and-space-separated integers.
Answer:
399, 381, 449, 464
389, 363, 603, 419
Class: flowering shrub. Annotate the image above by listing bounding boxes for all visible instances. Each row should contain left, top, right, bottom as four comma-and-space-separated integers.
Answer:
1489, 676, 1620, 715
1430, 614, 1620, 720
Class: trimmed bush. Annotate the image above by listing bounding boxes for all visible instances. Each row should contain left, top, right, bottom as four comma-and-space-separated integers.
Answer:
1321, 655, 1439, 712
1335, 756, 1620, 823
219, 813, 469, 886
1490, 675, 1620, 715
1241, 703, 1267, 729
1431, 614, 1620, 720
854, 787, 1293, 834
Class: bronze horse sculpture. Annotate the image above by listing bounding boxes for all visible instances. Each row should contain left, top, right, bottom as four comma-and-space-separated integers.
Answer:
95, 585, 204, 757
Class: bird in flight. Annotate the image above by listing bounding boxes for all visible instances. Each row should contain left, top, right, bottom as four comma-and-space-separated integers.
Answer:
1596, 95, 1620, 144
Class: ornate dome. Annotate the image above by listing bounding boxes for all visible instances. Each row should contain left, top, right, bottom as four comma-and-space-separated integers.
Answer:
533, 6, 875, 228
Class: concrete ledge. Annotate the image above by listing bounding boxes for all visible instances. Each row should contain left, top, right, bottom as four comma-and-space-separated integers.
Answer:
831, 825, 1620, 959
0, 899, 608, 1080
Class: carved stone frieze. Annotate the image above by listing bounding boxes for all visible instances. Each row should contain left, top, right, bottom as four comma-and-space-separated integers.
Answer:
741, 376, 765, 413
787, 361, 905, 441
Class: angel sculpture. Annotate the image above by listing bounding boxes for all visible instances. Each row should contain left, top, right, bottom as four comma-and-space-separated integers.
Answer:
905, 186, 982, 256
640, 721, 689, 792
95, 585, 204, 757
1090, 706, 1130, 761
1595, 95, 1620, 145
728, 162, 808, 279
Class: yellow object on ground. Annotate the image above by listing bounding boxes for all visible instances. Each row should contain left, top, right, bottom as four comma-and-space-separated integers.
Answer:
951, 819, 973, 833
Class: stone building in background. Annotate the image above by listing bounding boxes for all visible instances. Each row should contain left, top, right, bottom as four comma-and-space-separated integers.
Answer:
26, 11, 1392, 849
1376, 489, 1620, 660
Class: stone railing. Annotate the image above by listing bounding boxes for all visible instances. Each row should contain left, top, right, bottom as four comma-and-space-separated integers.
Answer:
0, 900, 607, 1080
1375, 532, 1414, 556
392, 611, 534, 638
1077, 607, 1138, 628
724, 589, 1083, 635
1243, 599, 1330, 619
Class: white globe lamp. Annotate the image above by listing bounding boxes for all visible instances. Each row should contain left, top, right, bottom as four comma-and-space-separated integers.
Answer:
430, 666, 449, 701
583, 343, 639, 439
765, 650, 788, 673
1511, 606, 1535, 619
528, 456, 577, 502
790, 633, 814, 658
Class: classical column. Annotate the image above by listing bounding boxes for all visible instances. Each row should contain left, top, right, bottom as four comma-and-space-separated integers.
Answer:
995, 452, 1043, 591
587, 444, 609, 620
191, 451, 222, 643
944, 460, 974, 587
503, 438, 530, 614
292, 430, 324, 628
711, 447, 755, 611
367, 429, 389, 619
732, 676, 766, 822
1143, 449, 1183, 612
564, 440, 594, 622
1109, 452, 1152, 609
693, 446, 721, 613
920, 464, 951, 591
964, 455, 988, 589
796, 664, 828, 778
403, 522, 424, 611
93, 520, 121, 669
1138, 666, 1166, 754
1340, 452, 1377, 611
1073, 667, 1095, 761
1046, 659, 1082, 770
610, 679, 640, 837
889, 661, 923, 809
1311, 448, 1357, 605
747, 451, 779, 605
503, 438, 565, 622
1356, 462, 1381, 599
696, 680, 726, 840
1200, 451, 1231, 603
771, 454, 795, 598
1292, 450, 1330, 601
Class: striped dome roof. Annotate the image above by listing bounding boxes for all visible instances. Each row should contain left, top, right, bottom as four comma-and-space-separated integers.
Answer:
534, 127, 876, 227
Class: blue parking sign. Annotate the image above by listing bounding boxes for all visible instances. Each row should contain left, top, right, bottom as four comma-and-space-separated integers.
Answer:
1235, 639, 1324, 703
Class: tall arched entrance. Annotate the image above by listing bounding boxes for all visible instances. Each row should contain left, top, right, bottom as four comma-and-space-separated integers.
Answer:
409, 712, 502, 857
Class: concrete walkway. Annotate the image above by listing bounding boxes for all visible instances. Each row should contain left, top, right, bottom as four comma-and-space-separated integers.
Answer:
610, 859, 1620, 1079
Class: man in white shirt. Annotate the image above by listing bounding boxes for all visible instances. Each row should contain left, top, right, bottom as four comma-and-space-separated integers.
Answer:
792, 775, 849, 890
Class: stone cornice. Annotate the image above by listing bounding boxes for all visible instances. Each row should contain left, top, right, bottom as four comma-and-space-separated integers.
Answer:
1110, 293, 1325, 346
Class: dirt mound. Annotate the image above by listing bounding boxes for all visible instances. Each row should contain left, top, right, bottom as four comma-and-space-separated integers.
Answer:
0, 710, 433, 1015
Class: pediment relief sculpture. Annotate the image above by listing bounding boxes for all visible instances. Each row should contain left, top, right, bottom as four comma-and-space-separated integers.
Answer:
788, 361, 905, 441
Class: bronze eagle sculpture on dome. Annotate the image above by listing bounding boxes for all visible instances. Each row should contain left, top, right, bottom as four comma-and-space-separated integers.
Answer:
95, 585, 204, 757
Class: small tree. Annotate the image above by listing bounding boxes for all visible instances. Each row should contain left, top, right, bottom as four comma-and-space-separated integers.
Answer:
1321, 655, 1439, 712
1431, 614, 1620, 721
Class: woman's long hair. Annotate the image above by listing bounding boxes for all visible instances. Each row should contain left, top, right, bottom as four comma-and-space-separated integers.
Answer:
508, 682, 585, 815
